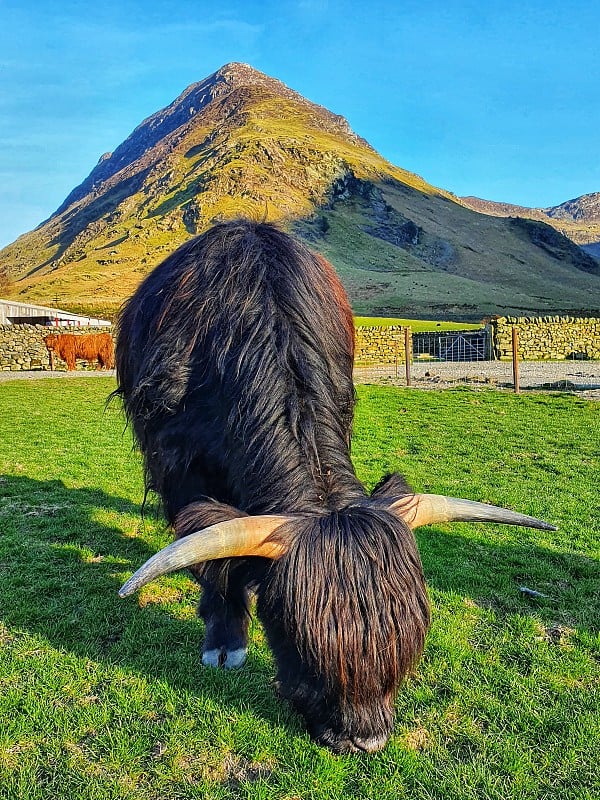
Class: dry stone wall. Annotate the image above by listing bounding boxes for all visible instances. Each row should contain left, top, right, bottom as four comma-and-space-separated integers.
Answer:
2, 319, 598, 371
355, 326, 411, 364
492, 316, 600, 360
0, 325, 113, 371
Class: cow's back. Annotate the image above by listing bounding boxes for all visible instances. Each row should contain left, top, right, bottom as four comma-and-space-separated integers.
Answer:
116, 220, 359, 522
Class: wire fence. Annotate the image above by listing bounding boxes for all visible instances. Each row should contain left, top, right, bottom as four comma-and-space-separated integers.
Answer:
354, 327, 600, 396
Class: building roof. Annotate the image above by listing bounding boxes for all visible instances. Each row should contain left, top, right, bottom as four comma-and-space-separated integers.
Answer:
0, 298, 111, 327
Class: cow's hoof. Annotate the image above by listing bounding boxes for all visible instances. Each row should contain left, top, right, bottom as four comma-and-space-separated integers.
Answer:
202, 647, 247, 669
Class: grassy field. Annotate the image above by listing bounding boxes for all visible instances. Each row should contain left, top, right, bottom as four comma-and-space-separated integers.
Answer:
0, 378, 598, 799
353, 317, 482, 331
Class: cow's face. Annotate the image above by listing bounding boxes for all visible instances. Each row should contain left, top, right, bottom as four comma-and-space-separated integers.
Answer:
257, 506, 430, 753
264, 628, 397, 753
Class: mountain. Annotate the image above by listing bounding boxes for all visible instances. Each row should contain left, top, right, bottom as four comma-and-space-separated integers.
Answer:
544, 192, 600, 225
1, 62, 599, 320
461, 193, 600, 258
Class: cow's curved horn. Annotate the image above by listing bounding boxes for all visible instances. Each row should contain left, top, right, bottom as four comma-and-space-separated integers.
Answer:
391, 494, 556, 531
119, 515, 292, 598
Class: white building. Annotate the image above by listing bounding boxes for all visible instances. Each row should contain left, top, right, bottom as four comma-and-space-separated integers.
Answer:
0, 299, 111, 327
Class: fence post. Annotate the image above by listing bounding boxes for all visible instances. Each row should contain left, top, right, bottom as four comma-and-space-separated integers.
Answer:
512, 326, 520, 394
404, 327, 411, 387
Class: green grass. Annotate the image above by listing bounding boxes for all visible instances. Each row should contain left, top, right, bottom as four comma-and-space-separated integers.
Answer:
354, 316, 483, 331
0, 378, 598, 799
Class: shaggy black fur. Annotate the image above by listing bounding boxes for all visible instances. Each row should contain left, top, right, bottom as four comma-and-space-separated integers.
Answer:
115, 219, 430, 753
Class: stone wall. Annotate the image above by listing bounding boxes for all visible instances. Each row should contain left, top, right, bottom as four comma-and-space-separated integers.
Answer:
0, 325, 113, 371
3, 322, 407, 370
492, 316, 600, 360
355, 326, 411, 364
3, 318, 598, 370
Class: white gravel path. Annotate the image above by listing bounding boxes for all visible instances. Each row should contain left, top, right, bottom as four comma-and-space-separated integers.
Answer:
0, 369, 116, 383
1, 363, 599, 398
354, 360, 600, 398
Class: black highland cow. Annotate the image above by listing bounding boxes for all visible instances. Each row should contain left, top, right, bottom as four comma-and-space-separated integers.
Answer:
116, 219, 554, 753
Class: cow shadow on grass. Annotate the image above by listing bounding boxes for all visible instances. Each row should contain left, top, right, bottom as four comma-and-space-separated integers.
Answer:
0, 474, 295, 736
1, 475, 598, 734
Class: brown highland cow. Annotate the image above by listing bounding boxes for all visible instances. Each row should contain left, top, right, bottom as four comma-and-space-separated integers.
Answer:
43, 332, 114, 371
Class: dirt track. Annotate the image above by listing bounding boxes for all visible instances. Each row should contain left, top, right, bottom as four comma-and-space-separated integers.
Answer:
1, 362, 600, 399
0, 369, 117, 383
353, 360, 600, 398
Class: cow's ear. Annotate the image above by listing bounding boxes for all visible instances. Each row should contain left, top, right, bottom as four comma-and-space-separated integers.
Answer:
370, 473, 413, 500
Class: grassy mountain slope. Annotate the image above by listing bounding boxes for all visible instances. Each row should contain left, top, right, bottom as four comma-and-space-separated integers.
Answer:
461, 193, 600, 257
298, 179, 599, 319
1, 63, 599, 320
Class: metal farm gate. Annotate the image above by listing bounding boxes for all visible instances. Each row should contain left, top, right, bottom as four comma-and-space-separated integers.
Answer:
412, 329, 491, 362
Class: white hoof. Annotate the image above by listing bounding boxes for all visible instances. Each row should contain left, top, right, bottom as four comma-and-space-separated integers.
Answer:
201, 647, 247, 669
201, 649, 222, 667
223, 648, 247, 669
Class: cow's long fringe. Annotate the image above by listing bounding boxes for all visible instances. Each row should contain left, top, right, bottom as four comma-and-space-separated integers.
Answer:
173, 485, 430, 704
265, 502, 430, 703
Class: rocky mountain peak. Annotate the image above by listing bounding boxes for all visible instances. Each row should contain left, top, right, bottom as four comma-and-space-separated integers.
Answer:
2, 63, 598, 321
544, 192, 600, 224
55, 63, 364, 215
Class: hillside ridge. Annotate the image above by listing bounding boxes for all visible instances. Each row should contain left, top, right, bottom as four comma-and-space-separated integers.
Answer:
1, 62, 598, 320
55, 63, 372, 216
461, 193, 600, 251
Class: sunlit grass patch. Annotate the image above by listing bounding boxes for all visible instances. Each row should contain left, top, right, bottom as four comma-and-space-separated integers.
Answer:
354, 316, 482, 331
0, 377, 598, 799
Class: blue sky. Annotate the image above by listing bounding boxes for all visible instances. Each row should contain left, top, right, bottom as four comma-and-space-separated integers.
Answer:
1, 0, 599, 248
